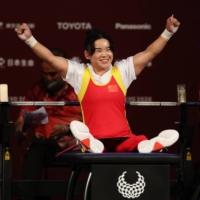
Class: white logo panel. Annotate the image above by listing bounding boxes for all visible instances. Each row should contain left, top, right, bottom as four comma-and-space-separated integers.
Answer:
117, 171, 146, 199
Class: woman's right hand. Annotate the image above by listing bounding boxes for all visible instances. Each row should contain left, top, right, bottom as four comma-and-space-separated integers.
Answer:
15, 23, 32, 41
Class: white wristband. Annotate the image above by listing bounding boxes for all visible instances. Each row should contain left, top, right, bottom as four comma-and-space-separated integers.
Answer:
161, 29, 173, 40
25, 36, 37, 47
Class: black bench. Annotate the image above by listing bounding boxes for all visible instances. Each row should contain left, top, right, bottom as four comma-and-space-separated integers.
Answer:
55, 152, 181, 200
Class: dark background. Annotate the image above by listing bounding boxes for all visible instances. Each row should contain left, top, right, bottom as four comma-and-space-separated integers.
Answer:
1, 0, 200, 199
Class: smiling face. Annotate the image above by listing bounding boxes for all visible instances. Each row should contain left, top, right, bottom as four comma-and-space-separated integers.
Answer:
84, 38, 113, 75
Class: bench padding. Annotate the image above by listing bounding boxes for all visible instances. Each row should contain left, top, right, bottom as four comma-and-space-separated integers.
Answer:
56, 152, 181, 165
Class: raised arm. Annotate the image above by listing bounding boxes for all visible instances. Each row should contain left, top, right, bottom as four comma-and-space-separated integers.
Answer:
15, 23, 68, 78
133, 15, 180, 76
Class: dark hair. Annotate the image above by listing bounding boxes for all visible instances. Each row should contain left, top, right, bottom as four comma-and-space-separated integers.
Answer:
48, 47, 67, 58
84, 28, 114, 56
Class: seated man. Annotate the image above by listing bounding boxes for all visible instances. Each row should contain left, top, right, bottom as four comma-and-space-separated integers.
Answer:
14, 47, 82, 200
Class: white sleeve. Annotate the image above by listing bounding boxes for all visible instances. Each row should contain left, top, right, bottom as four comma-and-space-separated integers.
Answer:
114, 56, 136, 89
63, 59, 85, 94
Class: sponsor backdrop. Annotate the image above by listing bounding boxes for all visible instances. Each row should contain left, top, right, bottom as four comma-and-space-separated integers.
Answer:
1, 0, 200, 193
